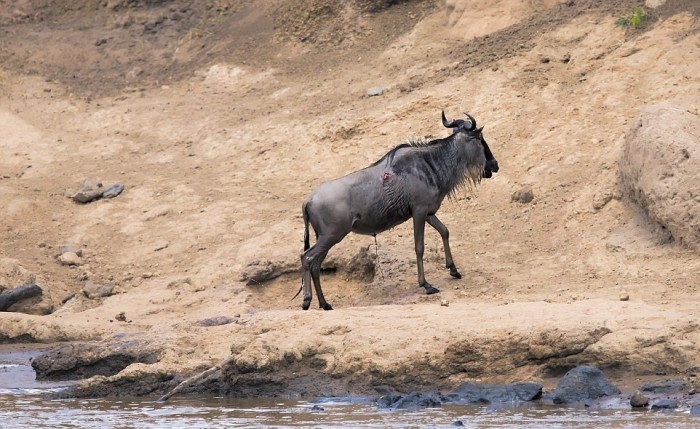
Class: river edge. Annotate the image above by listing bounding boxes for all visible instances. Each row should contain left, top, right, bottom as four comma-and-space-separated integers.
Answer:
2, 300, 700, 405
2, 343, 698, 419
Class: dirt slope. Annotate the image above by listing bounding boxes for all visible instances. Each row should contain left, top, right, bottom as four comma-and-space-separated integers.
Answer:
1, 0, 699, 397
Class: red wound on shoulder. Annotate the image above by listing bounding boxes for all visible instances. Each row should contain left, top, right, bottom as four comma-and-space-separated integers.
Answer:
382, 172, 391, 181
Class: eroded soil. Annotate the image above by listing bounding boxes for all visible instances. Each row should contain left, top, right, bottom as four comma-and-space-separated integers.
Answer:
1, 0, 699, 397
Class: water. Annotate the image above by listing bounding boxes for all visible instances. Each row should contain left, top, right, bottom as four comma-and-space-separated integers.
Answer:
1, 349, 698, 429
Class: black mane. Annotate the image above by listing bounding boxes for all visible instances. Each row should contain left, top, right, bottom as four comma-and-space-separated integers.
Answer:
371, 128, 483, 168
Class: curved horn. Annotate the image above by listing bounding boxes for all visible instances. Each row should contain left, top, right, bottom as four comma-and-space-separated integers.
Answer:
442, 110, 463, 129
464, 113, 477, 130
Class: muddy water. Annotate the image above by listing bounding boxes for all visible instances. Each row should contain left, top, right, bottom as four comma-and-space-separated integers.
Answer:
1, 349, 698, 428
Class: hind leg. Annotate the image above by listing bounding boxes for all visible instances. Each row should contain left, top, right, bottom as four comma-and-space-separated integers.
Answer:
301, 236, 339, 310
300, 267, 313, 310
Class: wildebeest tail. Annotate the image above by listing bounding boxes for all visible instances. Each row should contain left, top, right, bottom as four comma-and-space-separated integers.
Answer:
292, 200, 311, 301
303, 200, 311, 251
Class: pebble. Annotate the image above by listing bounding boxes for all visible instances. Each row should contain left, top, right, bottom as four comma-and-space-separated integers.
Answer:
58, 252, 83, 266
101, 183, 124, 199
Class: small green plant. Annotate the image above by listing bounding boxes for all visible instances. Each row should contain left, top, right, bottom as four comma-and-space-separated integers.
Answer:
616, 6, 647, 28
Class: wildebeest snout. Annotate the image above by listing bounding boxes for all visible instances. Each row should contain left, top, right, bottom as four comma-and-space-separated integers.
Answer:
483, 159, 499, 178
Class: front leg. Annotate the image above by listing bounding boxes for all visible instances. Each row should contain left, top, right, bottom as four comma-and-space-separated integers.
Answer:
413, 214, 440, 295
427, 215, 462, 279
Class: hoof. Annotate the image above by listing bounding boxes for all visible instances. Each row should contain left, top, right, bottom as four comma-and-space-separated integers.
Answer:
448, 265, 462, 279
302, 299, 311, 311
424, 285, 440, 295
321, 303, 333, 311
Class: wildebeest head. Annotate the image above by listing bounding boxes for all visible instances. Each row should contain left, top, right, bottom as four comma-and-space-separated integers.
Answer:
442, 111, 499, 178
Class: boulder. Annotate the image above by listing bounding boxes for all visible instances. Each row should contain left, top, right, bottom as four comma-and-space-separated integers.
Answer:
619, 104, 700, 249
551, 365, 620, 404
0, 282, 43, 311
630, 391, 649, 408
691, 404, 700, 416
449, 382, 542, 403
377, 391, 444, 409
640, 379, 690, 394
651, 399, 679, 409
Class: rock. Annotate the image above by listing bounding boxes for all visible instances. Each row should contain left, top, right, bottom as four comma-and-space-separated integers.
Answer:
366, 87, 384, 97
450, 382, 543, 403
651, 399, 679, 409
59, 244, 82, 257
378, 391, 444, 409
101, 183, 124, 199
645, 0, 667, 8
82, 281, 114, 299
71, 178, 104, 203
32, 341, 160, 381
58, 252, 83, 266
691, 404, 700, 416
640, 379, 690, 394
0, 282, 43, 312
310, 404, 324, 411
61, 292, 75, 304
240, 260, 291, 285
511, 187, 534, 204
115, 312, 127, 322
592, 190, 614, 210
452, 421, 465, 427
376, 392, 404, 408
630, 391, 649, 407
195, 316, 237, 327
153, 241, 169, 251
551, 365, 620, 404
619, 291, 630, 301
70, 178, 123, 203
528, 327, 611, 360
619, 103, 700, 250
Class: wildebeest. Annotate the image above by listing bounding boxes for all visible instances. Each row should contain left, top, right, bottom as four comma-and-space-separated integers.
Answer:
299, 111, 499, 310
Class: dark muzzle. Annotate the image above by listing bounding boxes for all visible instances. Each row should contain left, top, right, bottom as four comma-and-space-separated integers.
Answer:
483, 159, 499, 178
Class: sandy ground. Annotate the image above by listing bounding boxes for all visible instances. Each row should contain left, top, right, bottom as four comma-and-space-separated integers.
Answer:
1, 0, 699, 396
